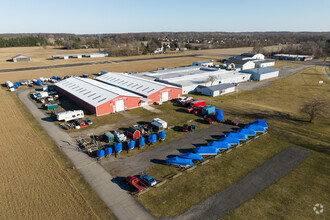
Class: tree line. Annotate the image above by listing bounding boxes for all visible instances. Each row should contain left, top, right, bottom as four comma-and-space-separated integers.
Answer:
0, 36, 48, 47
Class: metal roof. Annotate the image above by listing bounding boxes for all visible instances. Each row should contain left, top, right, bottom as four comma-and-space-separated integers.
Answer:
240, 53, 256, 57
225, 59, 252, 65
201, 83, 235, 91
12, 54, 30, 59
55, 77, 140, 107
52, 52, 108, 58
96, 72, 179, 96
242, 67, 278, 75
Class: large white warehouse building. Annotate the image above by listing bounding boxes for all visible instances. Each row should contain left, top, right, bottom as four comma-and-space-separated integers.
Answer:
136, 66, 251, 94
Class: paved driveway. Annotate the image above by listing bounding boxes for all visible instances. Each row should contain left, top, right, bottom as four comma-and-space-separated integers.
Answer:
169, 147, 310, 220
17, 89, 154, 220
101, 123, 237, 177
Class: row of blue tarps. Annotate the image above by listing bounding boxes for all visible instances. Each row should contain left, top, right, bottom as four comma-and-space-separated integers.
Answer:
195, 146, 220, 155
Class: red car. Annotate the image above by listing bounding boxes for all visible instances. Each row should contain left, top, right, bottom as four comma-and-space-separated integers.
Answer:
185, 106, 194, 113
124, 176, 147, 192
204, 116, 214, 124
182, 124, 189, 132
225, 119, 239, 125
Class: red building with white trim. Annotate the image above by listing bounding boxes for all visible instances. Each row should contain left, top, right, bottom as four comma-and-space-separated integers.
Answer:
55, 77, 141, 116
96, 72, 182, 105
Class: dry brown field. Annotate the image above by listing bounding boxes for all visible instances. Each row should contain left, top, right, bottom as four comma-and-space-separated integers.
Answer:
0, 88, 100, 219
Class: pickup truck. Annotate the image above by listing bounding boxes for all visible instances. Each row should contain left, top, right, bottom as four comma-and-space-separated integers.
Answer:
125, 176, 147, 191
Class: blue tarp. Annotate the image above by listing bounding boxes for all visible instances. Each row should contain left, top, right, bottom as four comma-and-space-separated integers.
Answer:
179, 153, 203, 160
128, 140, 135, 150
195, 146, 220, 155
159, 131, 166, 139
208, 141, 232, 149
52, 76, 57, 80
105, 147, 112, 156
148, 134, 157, 143
219, 136, 240, 144
215, 109, 224, 120
114, 143, 122, 153
139, 137, 145, 147
247, 120, 268, 128
166, 156, 194, 166
36, 80, 43, 85
97, 149, 105, 157
237, 128, 256, 136
225, 132, 248, 140
245, 124, 266, 132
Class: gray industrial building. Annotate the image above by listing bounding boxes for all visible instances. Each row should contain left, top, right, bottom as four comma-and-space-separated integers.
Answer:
11, 55, 31, 62
52, 52, 108, 60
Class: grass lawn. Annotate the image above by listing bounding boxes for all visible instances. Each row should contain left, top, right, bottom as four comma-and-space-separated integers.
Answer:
136, 66, 330, 218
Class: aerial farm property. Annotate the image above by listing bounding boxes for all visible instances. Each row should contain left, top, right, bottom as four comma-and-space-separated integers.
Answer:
3, 47, 329, 220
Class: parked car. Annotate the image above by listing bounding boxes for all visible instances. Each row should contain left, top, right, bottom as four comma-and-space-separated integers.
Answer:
124, 176, 147, 192
185, 106, 194, 113
114, 130, 127, 142
192, 107, 203, 115
85, 118, 93, 125
139, 174, 157, 187
225, 119, 239, 125
204, 115, 214, 124
182, 124, 189, 132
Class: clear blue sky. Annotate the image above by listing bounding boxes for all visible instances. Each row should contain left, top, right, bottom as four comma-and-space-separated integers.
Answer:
0, 0, 329, 34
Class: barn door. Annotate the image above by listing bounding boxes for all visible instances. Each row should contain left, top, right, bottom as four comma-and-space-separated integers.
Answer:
115, 100, 125, 112
161, 92, 169, 102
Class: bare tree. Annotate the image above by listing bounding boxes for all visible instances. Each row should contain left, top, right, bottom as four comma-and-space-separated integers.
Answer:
207, 75, 218, 86
300, 97, 328, 123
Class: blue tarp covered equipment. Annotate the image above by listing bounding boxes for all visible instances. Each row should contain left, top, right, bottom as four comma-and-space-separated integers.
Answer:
52, 76, 57, 80
225, 132, 248, 140
179, 153, 203, 160
219, 136, 240, 144
215, 109, 224, 120
97, 149, 105, 157
128, 140, 135, 150
247, 120, 268, 128
148, 134, 157, 143
105, 147, 112, 156
139, 136, 145, 147
195, 146, 220, 155
208, 141, 232, 149
36, 80, 43, 85
166, 156, 194, 166
237, 128, 256, 136
159, 131, 166, 139
245, 124, 266, 132
114, 143, 122, 153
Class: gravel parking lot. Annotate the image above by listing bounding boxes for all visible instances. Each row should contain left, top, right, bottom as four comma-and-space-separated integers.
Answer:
101, 123, 237, 177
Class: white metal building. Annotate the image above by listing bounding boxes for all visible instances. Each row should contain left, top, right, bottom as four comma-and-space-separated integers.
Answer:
242, 67, 279, 81
272, 54, 313, 61
254, 60, 275, 68
12, 55, 31, 62
192, 61, 214, 67
52, 52, 108, 60
136, 66, 251, 94
230, 53, 265, 60
225, 59, 255, 70
196, 84, 236, 97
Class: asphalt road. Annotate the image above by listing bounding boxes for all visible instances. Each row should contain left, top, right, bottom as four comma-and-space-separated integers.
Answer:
17, 89, 155, 220
101, 123, 237, 177
170, 147, 310, 220
322, 66, 330, 80
0, 54, 197, 73
238, 65, 312, 91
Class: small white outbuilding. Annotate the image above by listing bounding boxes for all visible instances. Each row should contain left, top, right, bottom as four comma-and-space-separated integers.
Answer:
197, 83, 236, 97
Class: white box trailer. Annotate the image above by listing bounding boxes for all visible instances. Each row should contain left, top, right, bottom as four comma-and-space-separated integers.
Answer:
152, 118, 167, 129
6, 81, 14, 88
56, 110, 84, 122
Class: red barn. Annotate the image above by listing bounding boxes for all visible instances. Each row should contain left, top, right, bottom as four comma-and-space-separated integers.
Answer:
55, 77, 141, 116
127, 127, 141, 139
96, 72, 182, 105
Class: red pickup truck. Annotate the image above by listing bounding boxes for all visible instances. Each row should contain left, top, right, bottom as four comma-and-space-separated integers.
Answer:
125, 176, 147, 191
